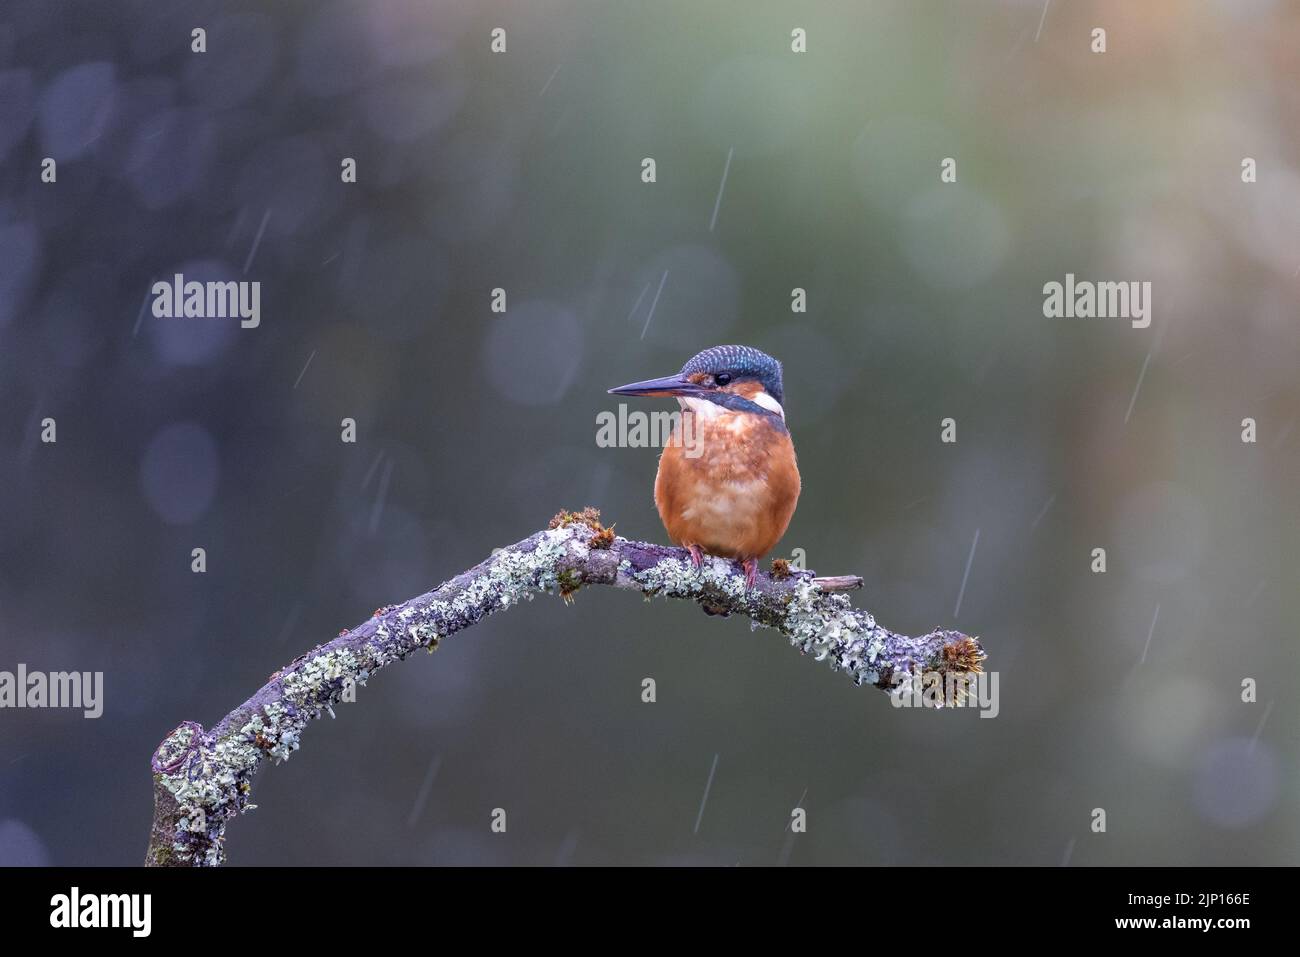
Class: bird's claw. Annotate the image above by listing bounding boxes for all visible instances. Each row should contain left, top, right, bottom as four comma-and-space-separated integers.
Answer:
688, 546, 757, 591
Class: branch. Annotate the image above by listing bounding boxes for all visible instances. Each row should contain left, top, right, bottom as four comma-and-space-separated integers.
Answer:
146, 509, 984, 866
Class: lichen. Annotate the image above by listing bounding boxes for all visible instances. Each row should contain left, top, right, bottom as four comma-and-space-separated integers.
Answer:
779, 579, 888, 686
156, 723, 265, 866
280, 648, 359, 710
632, 554, 751, 605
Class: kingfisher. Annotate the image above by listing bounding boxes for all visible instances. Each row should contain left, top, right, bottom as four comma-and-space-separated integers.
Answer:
609, 344, 801, 589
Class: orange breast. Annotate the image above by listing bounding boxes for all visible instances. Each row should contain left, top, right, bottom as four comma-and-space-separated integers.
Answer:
653, 410, 800, 560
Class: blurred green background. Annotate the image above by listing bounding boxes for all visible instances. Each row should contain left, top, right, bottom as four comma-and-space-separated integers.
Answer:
0, 0, 1296, 864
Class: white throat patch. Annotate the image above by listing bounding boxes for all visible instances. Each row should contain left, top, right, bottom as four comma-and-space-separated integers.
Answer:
678, 392, 785, 420
679, 396, 724, 420
751, 390, 785, 419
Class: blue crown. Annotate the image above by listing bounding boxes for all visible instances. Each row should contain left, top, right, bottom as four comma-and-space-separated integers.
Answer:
680, 345, 784, 404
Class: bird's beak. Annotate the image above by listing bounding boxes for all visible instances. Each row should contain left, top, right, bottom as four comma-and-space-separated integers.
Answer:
607, 373, 708, 398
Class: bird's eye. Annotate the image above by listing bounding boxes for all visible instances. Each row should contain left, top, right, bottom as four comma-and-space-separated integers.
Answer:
715, 373, 732, 386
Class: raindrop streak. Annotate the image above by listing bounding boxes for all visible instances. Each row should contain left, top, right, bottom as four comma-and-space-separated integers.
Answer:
1139, 603, 1160, 664
1250, 700, 1274, 753
554, 827, 580, 866
777, 829, 796, 867
369, 459, 394, 535
1124, 349, 1152, 425
1034, 0, 1052, 42
785, 786, 808, 832
624, 281, 650, 322
693, 753, 718, 835
953, 528, 980, 618
777, 786, 806, 866
275, 602, 304, 645
293, 349, 316, 389
539, 64, 562, 96
1030, 493, 1056, 530
1061, 837, 1075, 866
640, 270, 669, 340
243, 209, 271, 275
362, 449, 386, 490
708, 146, 734, 232
406, 754, 442, 829
132, 282, 153, 338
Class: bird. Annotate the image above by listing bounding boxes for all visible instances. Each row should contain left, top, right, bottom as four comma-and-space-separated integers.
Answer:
608, 344, 800, 589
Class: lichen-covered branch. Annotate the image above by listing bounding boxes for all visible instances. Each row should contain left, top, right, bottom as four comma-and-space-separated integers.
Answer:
146, 508, 984, 866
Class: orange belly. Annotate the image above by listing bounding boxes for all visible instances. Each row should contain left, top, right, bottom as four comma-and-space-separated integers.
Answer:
653, 410, 800, 560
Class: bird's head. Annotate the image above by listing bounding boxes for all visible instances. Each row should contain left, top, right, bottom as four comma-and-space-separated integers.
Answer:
608, 345, 786, 419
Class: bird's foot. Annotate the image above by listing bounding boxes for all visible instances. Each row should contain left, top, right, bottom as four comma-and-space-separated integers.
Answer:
686, 543, 705, 571
741, 557, 759, 590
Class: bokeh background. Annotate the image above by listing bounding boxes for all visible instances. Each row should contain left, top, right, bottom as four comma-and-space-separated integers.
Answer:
0, 0, 1296, 865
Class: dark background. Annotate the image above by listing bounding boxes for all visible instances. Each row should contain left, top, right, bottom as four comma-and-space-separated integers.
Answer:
0, 0, 1296, 865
